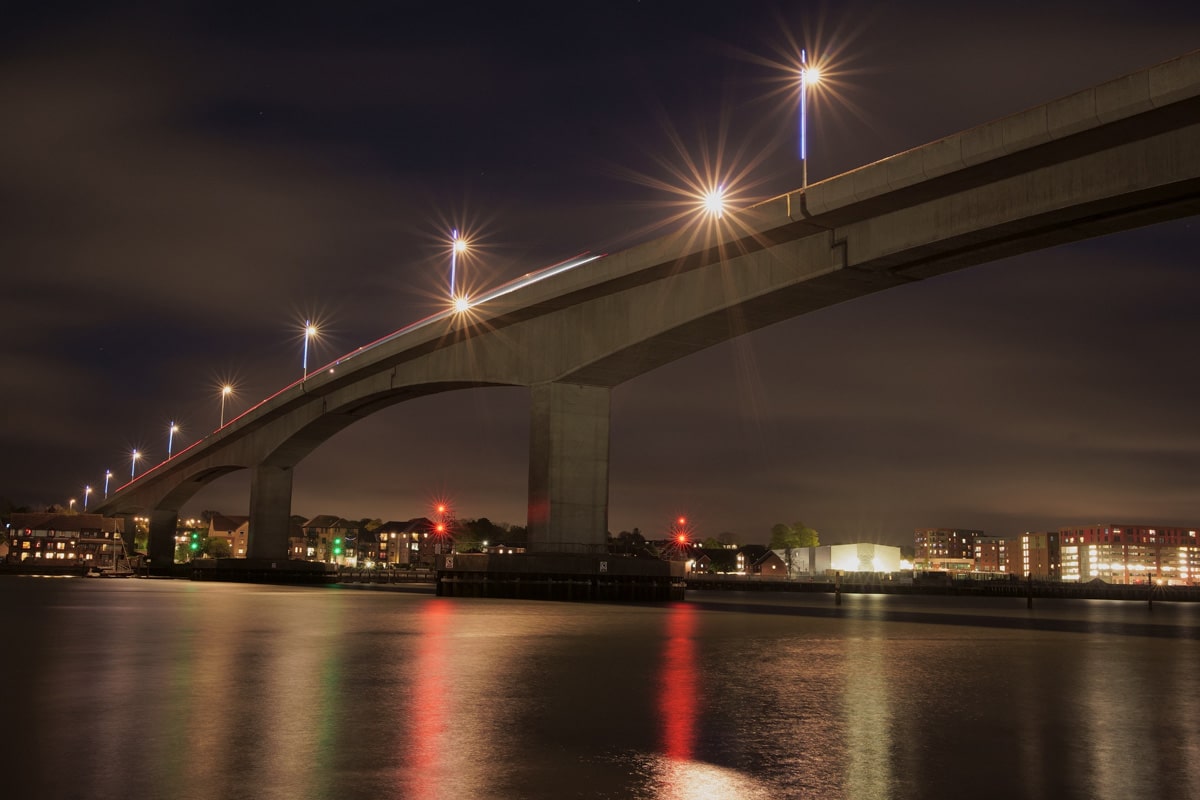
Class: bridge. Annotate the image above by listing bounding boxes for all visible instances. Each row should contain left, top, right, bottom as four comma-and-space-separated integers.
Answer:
95, 50, 1200, 573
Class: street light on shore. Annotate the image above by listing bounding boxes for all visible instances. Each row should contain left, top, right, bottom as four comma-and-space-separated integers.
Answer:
131, 449, 141, 479
167, 421, 179, 459
220, 384, 233, 427
69, 498, 76, 512
799, 48, 821, 188
84, 485, 92, 511
104, 469, 111, 498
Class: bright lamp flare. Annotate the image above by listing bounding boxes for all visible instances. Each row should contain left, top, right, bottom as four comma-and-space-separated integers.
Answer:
453, 237, 468, 254
306, 324, 318, 337
801, 65, 820, 86
453, 296, 471, 313
702, 187, 725, 218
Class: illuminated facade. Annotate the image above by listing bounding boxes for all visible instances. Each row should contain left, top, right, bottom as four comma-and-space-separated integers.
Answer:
5, 512, 126, 570
816, 543, 902, 574
974, 536, 1010, 573
1015, 531, 1061, 579
1060, 524, 1198, 585
914, 528, 983, 570
375, 518, 443, 567
207, 514, 249, 557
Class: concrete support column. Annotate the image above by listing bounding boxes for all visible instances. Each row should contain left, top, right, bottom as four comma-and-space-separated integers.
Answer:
527, 382, 610, 554
247, 464, 294, 560
148, 509, 178, 571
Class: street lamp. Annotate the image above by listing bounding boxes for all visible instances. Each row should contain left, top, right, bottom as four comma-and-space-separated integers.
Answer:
703, 185, 725, 219
131, 449, 141, 479
799, 48, 821, 189
104, 469, 112, 498
220, 384, 233, 427
302, 320, 317, 380
167, 421, 179, 459
69, 498, 76, 512
84, 485, 92, 511
450, 230, 468, 300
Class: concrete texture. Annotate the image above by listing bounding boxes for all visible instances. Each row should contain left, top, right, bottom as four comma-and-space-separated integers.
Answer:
527, 383, 611, 552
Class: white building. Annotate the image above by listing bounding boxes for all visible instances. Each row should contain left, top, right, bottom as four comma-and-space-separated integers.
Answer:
772, 543, 903, 578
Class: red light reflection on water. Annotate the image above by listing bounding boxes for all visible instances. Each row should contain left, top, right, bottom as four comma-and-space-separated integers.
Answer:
658, 602, 699, 762
405, 599, 455, 798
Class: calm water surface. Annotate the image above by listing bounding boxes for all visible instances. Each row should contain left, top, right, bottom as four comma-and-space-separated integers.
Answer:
4, 578, 1198, 800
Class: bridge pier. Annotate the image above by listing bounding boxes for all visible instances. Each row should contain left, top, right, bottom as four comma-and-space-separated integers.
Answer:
527, 382, 610, 553
148, 509, 178, 571
247, 464, 295, 560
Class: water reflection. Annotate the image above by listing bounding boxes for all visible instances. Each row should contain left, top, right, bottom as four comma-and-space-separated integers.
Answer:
5, 580, 1200, 800
644, 601, 775, 800
659, 601, 697, 762
405, 598, 453, 798
841, 609, 893, 799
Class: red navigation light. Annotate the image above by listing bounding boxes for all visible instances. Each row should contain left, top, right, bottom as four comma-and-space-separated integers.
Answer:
436, 504, 447, 515
435, 523, 446, 534
676, 533, 688, 544
677, 517, 687, 526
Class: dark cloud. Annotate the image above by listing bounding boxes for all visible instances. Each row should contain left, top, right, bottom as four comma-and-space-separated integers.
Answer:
2, 1, 1199, 544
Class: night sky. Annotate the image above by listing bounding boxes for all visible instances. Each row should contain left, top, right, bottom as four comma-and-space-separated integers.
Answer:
3, 1, 1199, 546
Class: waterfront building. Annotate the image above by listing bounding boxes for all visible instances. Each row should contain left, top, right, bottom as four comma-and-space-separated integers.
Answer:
1013, 531, 1061, 579
816, 543, 902, 574
974, 535, 1010, 574
760, 543, 903, 578
301, 515, 365, 564
375, 518, 444, 567
755, 550, 789, 577
207, 514, 249, 557
914, 528, 983, 570
737, 544, 768, 575
6, 512, 127, 571
1059, 524, 1198, 585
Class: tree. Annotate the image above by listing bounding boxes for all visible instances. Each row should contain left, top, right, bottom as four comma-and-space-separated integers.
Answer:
205, 538, 232, 559
769, 522, 820, 577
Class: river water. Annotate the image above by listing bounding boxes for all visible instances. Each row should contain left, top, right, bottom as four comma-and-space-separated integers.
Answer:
4, 578, 1198, 800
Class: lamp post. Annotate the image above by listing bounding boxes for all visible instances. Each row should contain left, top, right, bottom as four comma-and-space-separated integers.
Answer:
104, 469, 111, 498
303, 320, 317, 380
69, 498, 76, 513
167, 422, 178, 459
799, 48, 821, 189
220, 384, 233, 427
84, 485, 92, 511
131, 449, 141, 479
450, 230, 468, 300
